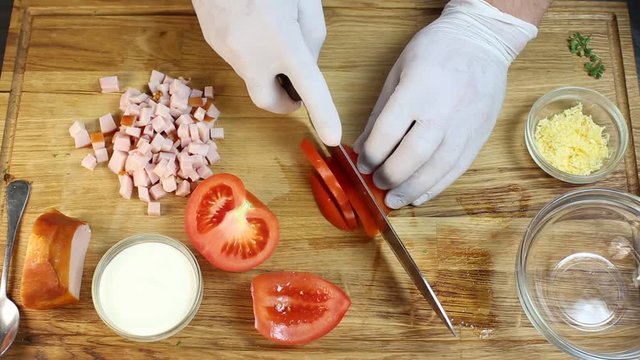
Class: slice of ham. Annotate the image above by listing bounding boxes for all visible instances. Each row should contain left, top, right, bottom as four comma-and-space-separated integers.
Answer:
99, 76, 119, 93
21, 210, 91, 310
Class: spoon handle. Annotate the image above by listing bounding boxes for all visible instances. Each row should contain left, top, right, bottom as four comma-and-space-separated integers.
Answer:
1, 181, 30, 297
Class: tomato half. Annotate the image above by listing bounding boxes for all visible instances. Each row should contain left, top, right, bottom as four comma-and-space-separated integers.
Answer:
300, 139, 357, 229
308, 171, 353, 231
185, 173, 279, 272
251, 272, 351, 345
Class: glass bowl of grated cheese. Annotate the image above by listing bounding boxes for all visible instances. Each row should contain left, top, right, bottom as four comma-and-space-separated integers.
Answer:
525, 87, 628, 184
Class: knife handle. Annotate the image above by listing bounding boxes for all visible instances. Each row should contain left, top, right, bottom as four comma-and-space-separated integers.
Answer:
276, 74, 302, 102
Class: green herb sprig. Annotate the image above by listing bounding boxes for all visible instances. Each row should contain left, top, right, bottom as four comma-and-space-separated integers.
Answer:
568, 32, 605, 79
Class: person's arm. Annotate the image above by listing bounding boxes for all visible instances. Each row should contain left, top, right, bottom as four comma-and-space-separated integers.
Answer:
487, 0, 551, 26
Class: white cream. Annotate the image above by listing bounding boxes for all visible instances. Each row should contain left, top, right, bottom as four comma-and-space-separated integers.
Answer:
97, 241, 198, 337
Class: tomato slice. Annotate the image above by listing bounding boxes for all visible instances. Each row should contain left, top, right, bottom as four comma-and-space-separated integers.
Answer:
325, 158, 380, 237
185, 173, 279, 272
308, 171, 353, 231
251, 272, 351, 345
341, 145, 391, 215
300, 139, 357, 229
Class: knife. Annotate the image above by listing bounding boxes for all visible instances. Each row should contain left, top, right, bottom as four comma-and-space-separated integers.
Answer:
276, 74, 456, 336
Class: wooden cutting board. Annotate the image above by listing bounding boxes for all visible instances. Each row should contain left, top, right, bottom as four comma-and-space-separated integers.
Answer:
0, 0, 639, 358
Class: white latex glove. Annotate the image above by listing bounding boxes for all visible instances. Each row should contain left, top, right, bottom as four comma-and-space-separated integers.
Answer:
192, 0, 341, 146
353, 0, 537, 209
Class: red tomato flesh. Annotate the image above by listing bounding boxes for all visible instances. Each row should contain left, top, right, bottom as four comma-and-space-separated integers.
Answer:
308, 171, 353, 231
251, 272, 351, 345
185, 173, 279, 272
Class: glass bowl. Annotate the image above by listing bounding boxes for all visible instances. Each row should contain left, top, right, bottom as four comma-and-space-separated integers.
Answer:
92, 234, 203, 342
516, 188, 640, 359
525, 87, 628, 184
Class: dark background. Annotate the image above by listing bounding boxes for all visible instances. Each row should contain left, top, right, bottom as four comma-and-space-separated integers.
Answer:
0, 1, 638, 77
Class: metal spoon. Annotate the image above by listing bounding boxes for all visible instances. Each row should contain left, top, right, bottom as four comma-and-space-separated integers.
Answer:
0, 180, 30, 356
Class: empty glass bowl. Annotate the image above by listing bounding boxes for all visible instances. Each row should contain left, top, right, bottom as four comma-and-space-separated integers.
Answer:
525, 87, 628, 184
516, 188, 640, 359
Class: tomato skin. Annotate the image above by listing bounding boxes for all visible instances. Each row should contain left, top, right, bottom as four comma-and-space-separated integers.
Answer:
341, 145, 391, 215
300, 139, 357, 229
308, 171, 353, 231
185, 173, 279, 272
251, 272, 351, 345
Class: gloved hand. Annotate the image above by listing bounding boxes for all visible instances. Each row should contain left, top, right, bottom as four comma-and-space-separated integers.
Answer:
354, 0, 537, 209
192, 0, 341, 146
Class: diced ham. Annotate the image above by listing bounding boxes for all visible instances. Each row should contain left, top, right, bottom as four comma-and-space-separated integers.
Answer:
193, 107, 206, 121
147, 201, 161, 216
206, 144, 220, 164
150, 133, 166, 153
159, 152, 176, 163
189, 124, 199, 142
125, 126, 142, 138
120, 115, 136, 127
171, 140, 180, 154
69, 121, 85, 137
149, 70, 165, 84
99, 76, 119, 93
169, 107, 184, 119
188, 97, 205, 107
124, 104, 141, 116
118, 174, 133, 199
155, 103, 172, 120
148, 82, 159, 94
73, 129, 91, 149
197, 166, 213, 179
153, 159, 169, 177
145, 163, 160, 185
130, 92, 150, 104
137, 141, 151, 156
138, 186, 150, 203
126, 154, 148, 172
206, 103, 221, 120
113, 134, 131, 152
90, 132, 105, 150
94, 148, 109, 163
190, 89, 203, 98
138, 107, 152, 126
180, 137, 192, 148
161, 176, 177, 192
108, 150, 128, 174
149, 183, 167, 200
191, 155, 206, 168
162, 117, 176, 134
177, 123, 189, 140
152, 116, 168, 133
143, 125, 154, 137
175, 180, 191, 197
99, 113, 118, 134
196, 122, 209, 141
176, 114, 192, 126
133, 169, 150, 187
204, 86, 214, 99
211, 128, 224, 139
161, 138, 173, 152
186, 168, 200, 182
81, 154, 97, 171
171, 79, 191, 98
188, 142, 209, 156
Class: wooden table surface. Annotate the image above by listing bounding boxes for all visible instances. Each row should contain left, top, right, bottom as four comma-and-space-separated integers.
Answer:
0, 0, 639, 358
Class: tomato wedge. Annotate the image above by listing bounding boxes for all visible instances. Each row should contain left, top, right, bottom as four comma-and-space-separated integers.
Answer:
185, 173, 279, 272
308, 171, 353, 231
251, 272, 351, 345
300, 139, 357, 229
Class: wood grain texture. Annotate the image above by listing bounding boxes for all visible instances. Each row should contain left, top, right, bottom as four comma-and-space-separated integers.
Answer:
0, 1, 639, 359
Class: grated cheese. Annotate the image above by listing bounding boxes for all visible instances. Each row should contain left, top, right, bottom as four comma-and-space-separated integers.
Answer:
534, 103, 609, 175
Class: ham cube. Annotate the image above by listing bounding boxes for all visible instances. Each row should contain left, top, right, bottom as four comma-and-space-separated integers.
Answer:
125, 126, 142, 138
161, 138, 173, 152
133, 169, 150, 187
99, 113, 117, 134
146, 99, 158, 114
175, 180, 191, 197
191, 155, 206, 168
124, 104, 141, 116
211, 128, 224, 139
161, 176, 177, 193
81, 154, 97, 171
193, 107, 206, 121
158, 83, 169, 97
188, 142, 209, 156
149, 70, 165, 84
155, 103, 171, 120
162, 117, 176, 134
169, 107, 184, 119
150, 133, 166, 153
120, 115, 136, 127
188, 97, 205, 107
126, 154, 147, 172
143, 125, 154, 137
90, 132, 105, 150
206, 144, 220, 164
159, 152, 176, 163
179, 158, 193, 174
176, 114, 192, 126
137, 142, 152, 156
149, 183, 167, 200
186, 168, 200, 182
113, 134, 131, 152
197, 166, 213, 179
204, 86, 214, 99
206, 104, 221, 120
129, 93, 150, 105
108, 150, 128, 174
171, 140, 180, 154
138, 107, 152, 126
163, 75, 174, 85
177, 123, 189, 140
152, 159, 169, 177
145, 163, 160, 185
170, 79, 191, 98
119, 174, 133, 199
73, 129, 91, 149
69, 121, 85, 137
148, 82, 159, 94
152, 116, 168, 133
138, 186, 150, 203
147, 202, 161, 216
94, 148, 109, 163
180, 137, 192, 148
190, 89, 203, 98
189, 124, 199, 142
99, 76, 119, 93
196, 122, 209, 141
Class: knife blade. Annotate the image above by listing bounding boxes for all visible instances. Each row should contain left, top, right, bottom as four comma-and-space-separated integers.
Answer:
329, 145, 456, 336
276, 73, 456, 335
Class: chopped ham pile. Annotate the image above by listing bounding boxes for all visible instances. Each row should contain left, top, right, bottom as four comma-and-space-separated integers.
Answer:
70, 71, 224, 216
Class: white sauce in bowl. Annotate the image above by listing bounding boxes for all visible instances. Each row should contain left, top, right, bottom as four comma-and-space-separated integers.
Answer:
95, 240, 199, 338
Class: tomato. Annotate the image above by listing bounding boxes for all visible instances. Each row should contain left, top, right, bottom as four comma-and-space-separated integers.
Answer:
308, 171, 353, 231
341, 145, 391, 215
300, 139, 357, 229
251, 272, 351, 345
185, 173, 279, 272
